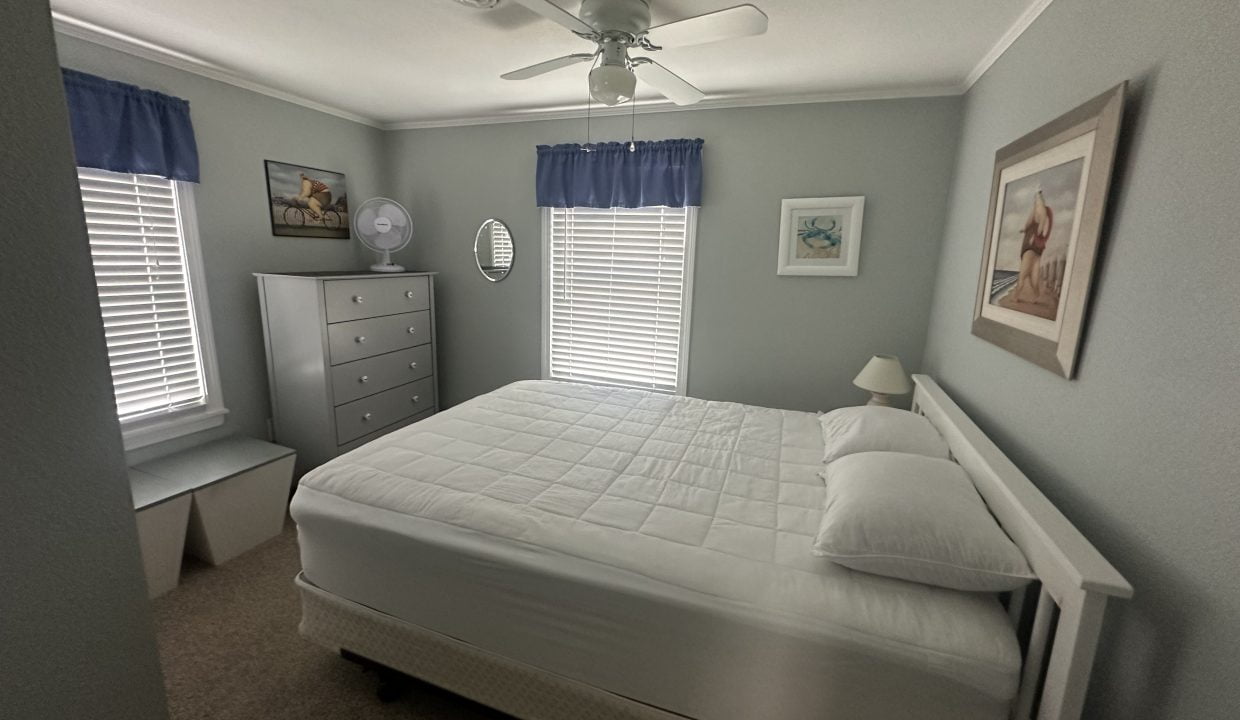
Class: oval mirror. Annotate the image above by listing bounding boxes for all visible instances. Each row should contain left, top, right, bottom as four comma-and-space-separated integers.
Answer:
474, 218, 514, 282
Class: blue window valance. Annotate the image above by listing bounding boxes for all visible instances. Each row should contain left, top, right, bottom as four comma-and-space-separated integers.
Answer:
61, 69, 200, 183
536, 138, 703, 208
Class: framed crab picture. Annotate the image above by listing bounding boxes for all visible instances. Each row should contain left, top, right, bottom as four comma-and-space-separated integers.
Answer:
776, 196, 865, 276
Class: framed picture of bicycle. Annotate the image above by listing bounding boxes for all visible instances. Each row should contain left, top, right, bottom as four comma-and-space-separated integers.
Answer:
776, 196, 865, 276
264, 160, 350, 239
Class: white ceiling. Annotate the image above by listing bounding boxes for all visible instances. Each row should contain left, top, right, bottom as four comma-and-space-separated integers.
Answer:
49, 0, 1050, 128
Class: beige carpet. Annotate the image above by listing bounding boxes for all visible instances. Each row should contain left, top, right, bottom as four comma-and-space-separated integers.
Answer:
151, 520, 510, 720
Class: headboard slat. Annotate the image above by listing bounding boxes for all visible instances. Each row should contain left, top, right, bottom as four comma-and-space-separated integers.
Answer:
1014, 586, 1057, 720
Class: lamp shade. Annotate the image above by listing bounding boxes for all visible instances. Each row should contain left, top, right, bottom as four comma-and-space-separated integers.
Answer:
853, 355, 913, 395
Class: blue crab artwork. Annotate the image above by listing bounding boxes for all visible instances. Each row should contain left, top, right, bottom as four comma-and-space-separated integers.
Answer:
797, 216, 843, 252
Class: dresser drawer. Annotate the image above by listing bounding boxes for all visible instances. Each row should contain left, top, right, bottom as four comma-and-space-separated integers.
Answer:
324, 276, 430, 323
330, 345, 433, 405
337, 409, 434, 454
327, 311, 431, 365
335, 378, 435, 444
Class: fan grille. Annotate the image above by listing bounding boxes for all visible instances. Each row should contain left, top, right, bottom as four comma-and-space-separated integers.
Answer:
354, 197, 412, 252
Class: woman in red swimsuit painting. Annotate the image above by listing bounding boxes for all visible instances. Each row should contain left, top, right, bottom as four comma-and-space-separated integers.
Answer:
298, 173, 333, 221
1010, 189, 1053, 305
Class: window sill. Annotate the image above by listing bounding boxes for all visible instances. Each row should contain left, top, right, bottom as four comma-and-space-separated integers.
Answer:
121, 406, 229, 451
546, 375, 685, 397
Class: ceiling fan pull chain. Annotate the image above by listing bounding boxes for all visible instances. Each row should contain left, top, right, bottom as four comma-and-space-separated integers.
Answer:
629, 91, 637, 152
585, 89, 592, 150
584, 53, 600, 152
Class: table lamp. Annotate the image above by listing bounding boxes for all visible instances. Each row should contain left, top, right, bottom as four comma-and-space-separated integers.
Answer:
853, 354, 913, 406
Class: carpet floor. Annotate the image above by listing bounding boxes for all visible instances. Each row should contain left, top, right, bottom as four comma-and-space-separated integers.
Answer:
151, 520, 510, 720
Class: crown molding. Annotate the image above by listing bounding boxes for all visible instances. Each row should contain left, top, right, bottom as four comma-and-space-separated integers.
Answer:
380, 84, 965, 130
52, 0, 1054, 133
50, 11, 383, 128
963, 0, 1056, 90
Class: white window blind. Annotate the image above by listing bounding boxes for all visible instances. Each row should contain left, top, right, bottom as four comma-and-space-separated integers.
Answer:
78, 168, 210, 423
491, 221, 514, 268
546, 206, 695, 393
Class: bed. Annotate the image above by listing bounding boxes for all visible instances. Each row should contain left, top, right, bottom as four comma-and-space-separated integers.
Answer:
289, 376, 1131, 720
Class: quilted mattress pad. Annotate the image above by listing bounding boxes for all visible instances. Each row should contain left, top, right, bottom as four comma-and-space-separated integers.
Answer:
294, 380, 1021, 703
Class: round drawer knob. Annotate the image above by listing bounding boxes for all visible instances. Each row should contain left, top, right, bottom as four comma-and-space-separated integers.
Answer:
352, 295, 364, 304
407, 327, 416, 334
411, 395, 420, 403
355, 336, 366, 343
359, 375, 369, 383
362, 412, 373, 422
405, 290, 415, 299
409, 362, 418, 369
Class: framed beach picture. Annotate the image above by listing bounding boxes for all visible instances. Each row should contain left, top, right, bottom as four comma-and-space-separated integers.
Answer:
776, 196, 865, 276
264, 160, 350, 239
973, 82, 1126, 378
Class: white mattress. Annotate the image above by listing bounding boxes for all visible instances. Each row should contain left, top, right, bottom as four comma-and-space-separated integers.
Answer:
292, 380, 1021, 719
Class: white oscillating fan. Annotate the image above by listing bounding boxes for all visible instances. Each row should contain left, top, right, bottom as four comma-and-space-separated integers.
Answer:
354, 197, 412, 272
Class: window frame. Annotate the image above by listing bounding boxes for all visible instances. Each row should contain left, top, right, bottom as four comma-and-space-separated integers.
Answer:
540, 206, 698, 396
81, 172, 227, 450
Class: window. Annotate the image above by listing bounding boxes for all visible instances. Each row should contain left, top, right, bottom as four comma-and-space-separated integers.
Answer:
78, 168, 225, 449
542, 206, 698, 394
490, 221, 514, 269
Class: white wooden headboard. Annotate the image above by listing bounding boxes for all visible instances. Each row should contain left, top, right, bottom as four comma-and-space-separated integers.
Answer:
910, 375, 1131, 720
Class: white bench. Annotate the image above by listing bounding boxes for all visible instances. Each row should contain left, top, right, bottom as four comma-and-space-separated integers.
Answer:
130, 436, 296, 598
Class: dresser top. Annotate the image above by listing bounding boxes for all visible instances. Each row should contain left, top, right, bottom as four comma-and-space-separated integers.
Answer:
254, 270, 438, 279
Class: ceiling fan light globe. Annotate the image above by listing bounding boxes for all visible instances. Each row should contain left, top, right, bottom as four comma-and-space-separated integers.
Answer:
589, 65, 636, 106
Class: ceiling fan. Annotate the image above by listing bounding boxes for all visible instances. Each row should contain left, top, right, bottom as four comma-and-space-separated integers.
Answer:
501, 0, 768, 107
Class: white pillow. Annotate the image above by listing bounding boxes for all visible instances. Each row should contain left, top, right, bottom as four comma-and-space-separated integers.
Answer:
819, 405, 950, 464
813, 452, 1034, 592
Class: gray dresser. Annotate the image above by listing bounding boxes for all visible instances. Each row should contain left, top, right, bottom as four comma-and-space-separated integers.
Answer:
255, 271, 439, 473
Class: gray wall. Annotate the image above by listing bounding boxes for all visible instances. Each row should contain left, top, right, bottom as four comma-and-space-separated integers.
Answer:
54, 35, 388, 463
386, 98, 962, 411
920, 0, 1240, 717
14, 2, 1237, 717
53, 37, 961, 440
0, 2, 169, 718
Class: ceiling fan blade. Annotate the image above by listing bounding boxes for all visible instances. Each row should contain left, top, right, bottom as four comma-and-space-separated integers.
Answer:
501, 53, 595, 81
632, 60, 705, 106
643, 4, 768, 49
508, 0, 596, 35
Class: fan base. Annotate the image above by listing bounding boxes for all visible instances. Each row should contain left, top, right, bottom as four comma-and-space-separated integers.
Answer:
369, 262, 406, 273
580, 0, 650, 34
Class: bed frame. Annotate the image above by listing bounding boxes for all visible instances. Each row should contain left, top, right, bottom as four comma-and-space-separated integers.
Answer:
909, 375, 1132, 719
296, 374, 1131, 720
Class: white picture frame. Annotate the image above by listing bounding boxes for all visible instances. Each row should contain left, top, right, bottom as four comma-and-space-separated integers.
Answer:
776, 196, 865, 276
